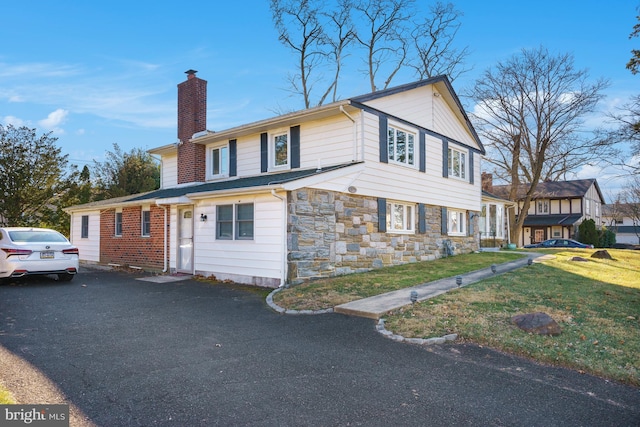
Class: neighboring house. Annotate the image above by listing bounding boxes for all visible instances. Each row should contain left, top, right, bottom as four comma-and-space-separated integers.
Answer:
491, 178, 605, 247
65, 70, 485, 287
602, 203, 640, 245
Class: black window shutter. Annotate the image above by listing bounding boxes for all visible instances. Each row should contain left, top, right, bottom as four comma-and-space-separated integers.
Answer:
468, 151, 474, 184
290, 125, 300, 169
379, 116, 388, 163
441, 206, 448, 235
260, 132, 268, 173
229, 139, 237, 177
419, 131, 426, 173
418, 203, 426, 233
442, 139, 449, 178
378, 198, 387, 232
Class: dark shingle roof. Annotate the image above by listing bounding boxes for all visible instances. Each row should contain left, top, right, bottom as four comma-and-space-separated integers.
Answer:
522, 214, 584, 227
67, 162, 359, 211
492, 179, 603, 202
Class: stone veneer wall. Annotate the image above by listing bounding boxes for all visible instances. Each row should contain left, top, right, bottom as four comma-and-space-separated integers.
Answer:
287, 188, 478, 285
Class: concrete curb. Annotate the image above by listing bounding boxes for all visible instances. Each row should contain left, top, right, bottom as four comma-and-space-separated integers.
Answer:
266, 287, 334, 315
376, 318, 458, 345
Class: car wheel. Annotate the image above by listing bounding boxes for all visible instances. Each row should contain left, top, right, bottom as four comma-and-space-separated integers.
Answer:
57, 273, 75, 282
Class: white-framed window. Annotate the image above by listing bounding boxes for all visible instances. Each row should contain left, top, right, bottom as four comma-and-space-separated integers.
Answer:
115, 210, 123, 236
537, 200, 549, 214
388, 124, 415, 166
480, 203, 504, 239
216, 203, 255, 240
270, 130, 289, 170
447, 146, 466, 180
141, 208, 151, 237
209, 144, 229, 179
81, 215, 89, 239
448, 209, 466, 236
585, 199, 591, 215
595, 202, 600, 217
386, 202, 415, 233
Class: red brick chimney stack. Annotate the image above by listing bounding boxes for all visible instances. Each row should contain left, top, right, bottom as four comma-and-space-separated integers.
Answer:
177, 69, 207, 184
481, 172, 493, 193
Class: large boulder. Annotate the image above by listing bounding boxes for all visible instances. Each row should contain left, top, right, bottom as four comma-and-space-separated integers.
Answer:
511, 312, 562, 336
591, 250, 613, 260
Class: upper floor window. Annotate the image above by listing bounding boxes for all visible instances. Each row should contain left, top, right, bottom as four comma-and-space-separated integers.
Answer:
141, 209, 151, 237
271, 131, 289, 169
585, 199, 591, 215
448, 209, 466, 236
388, 125, 415, 166
386, 202, 415, 233
537, 200, 549, 214
209, 145, 229, 179
447, 146, 466, 180
595, 202, 600, 217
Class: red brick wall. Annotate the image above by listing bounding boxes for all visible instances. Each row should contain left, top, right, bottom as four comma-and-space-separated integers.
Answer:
177, 71, 207, 184
100, 205, 168, 270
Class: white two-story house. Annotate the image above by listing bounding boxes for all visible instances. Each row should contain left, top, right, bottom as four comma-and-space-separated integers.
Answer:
65, 70, 485, 287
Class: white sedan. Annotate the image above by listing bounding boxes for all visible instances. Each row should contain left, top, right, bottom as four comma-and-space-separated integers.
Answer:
0, 227, 79, 281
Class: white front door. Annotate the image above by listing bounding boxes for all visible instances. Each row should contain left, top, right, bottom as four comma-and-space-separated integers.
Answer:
178, 207, 194, 273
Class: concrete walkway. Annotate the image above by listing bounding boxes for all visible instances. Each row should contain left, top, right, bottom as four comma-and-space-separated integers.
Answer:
334, 253, 553, 319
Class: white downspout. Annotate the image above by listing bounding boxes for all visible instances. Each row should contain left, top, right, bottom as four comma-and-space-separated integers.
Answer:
271, 189, 288, 287
157, 203, 169, 273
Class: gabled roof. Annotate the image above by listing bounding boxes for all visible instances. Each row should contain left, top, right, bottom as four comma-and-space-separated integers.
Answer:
492, 179, 605, 203
151, 75, 483, 154
65, 163, 360, 212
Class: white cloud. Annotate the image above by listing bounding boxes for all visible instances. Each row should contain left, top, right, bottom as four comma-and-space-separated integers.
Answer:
1, 115, 27, 127
38, 109, 69, 134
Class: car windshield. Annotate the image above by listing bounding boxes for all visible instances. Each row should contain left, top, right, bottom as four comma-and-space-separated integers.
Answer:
8, 230, 68, 243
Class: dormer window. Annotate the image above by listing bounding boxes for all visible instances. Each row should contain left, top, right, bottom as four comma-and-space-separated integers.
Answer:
208, 144, 229, 179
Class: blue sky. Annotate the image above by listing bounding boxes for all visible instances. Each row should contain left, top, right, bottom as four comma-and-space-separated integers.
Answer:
1, 1, 637, 197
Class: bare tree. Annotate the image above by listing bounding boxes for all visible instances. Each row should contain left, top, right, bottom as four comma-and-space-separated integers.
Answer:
271, 0, 469, 103
620, 176, 640, 244
271, 0, 355, 108
352, 0, 411, 92
468, 47, 611, 244
408, 2, 470, 82
626, 14, 640, 75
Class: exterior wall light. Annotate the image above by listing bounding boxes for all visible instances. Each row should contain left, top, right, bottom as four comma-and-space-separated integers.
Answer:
200, 213, 208, 222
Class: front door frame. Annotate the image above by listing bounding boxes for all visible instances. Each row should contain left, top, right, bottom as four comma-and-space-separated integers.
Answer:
177, 206, 195, 274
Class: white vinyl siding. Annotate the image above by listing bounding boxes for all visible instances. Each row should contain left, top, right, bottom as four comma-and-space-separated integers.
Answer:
70, 211, 100, 262
348, 112, 480, 212
190, 194, 284, 285
161, 153, 178, 189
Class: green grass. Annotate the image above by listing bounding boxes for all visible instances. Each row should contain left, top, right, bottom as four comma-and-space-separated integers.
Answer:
273, 251, 525, 310
273, 248, 640, 386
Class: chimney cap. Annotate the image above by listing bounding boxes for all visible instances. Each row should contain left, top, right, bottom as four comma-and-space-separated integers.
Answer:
185, 69, 198, 75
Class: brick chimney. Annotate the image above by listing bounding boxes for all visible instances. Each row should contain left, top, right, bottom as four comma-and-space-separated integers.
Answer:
177, 69, 207, 184
481, 172, 493, 193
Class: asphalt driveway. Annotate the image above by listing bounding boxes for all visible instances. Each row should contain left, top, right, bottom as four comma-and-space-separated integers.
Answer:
1, 267, 639, 426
